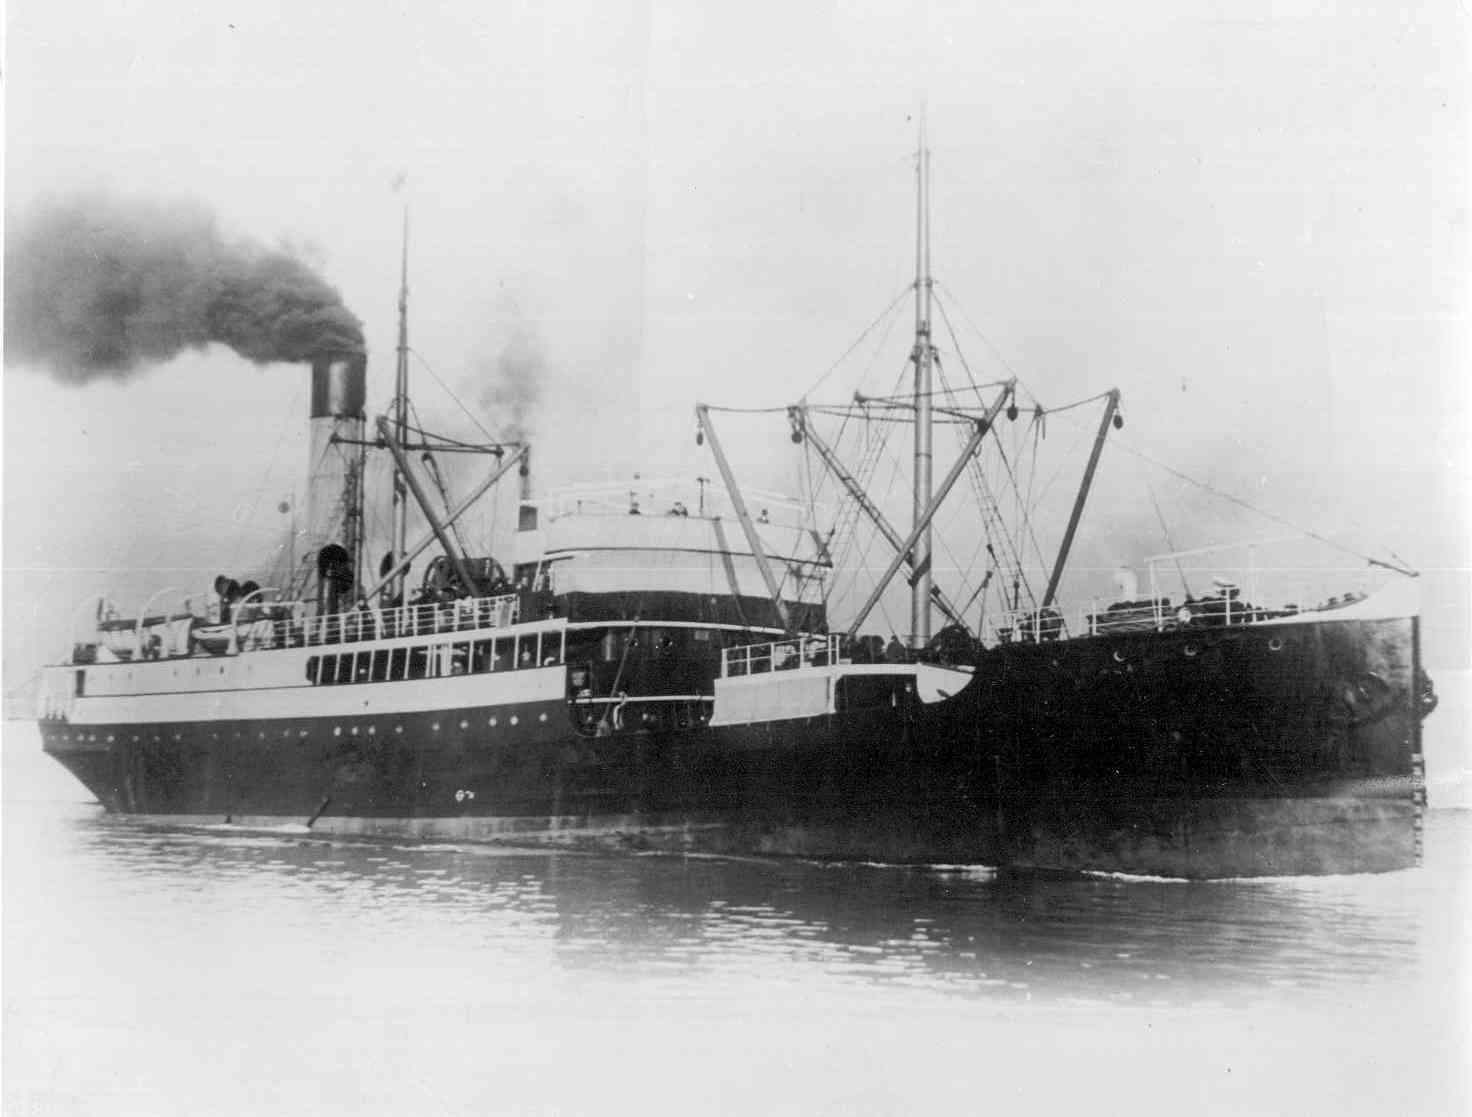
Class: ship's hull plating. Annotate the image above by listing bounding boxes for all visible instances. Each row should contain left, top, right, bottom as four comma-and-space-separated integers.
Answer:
39, 613, 1425, 878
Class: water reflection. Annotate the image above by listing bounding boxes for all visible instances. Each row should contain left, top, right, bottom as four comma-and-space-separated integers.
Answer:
45, 802, 1455, 1010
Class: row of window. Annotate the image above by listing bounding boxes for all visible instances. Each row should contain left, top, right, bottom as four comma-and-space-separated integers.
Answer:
307, 632, 564, 686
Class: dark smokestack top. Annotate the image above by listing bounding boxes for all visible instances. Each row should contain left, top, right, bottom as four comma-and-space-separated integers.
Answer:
309, 352, 367, 419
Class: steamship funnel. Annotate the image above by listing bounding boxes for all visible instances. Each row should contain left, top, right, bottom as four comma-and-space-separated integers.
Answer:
303, 351, 367, 608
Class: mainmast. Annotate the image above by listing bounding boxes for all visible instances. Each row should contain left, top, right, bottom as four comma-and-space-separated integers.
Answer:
909, 112, 935, 649
390, 205, 411, 603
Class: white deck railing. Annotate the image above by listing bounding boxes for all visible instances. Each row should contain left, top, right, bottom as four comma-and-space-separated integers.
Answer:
301, 593, 521, 647
75, 591, 526, 662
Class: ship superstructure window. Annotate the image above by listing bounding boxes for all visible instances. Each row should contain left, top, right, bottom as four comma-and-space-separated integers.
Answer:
306, 630, 566, 685
472, 640, 493, 672
408, 648, 429, 680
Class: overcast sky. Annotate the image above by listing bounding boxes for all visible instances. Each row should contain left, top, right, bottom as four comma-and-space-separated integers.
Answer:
4, 0, 1468, 685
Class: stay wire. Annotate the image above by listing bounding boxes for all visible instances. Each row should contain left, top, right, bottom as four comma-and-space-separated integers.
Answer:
801, 286, 914, 400
229, 381, 306, 574
1111, 438, 1413, 574
409, 349, 498, 443
1145, 472, 1193, 599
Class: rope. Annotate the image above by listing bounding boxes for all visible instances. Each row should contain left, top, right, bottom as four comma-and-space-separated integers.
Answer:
408, 349, 498, 442
934, 281, 1039, 401
1146, 474, 1192, 598
1112, 439, 1415, 575
822, 364, 908, 609
931, 352, 1035, 612
801, 286, 914, 399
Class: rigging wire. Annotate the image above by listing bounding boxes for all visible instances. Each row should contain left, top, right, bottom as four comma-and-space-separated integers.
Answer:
932, 291, 998, 410
800, 286, 914, 400
927, 352, 991, 619
930, 351, 1033, 615
830, 438, 906, 628
934, 280, 1040, 404
1145, 473, 1193, 599
700, 403, 794, 415
807, 302, 907, 516
821, 364, 909, 610
229, 381, 305, 574
987, 437, 1045, 609
1110, 438, 1415, 575
1035, 390, 1115, 417
408, 349, 498, 442
925, 300, 1034, 614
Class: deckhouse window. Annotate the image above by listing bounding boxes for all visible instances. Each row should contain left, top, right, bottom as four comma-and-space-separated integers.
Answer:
472, 640, 493, 673
408, 647, 429, 680
306, 656, 320, 684
449, 643, 470, 675
390, 648, 407, 681
517, 634, 538, 668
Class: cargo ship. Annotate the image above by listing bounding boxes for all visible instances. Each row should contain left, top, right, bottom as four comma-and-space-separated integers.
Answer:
34, 141, 1434, 878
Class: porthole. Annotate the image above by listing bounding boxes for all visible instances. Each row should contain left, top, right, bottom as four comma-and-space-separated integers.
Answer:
333, 727, 341, 737
539, 712, 548, 723
1112, 650, 1126, 664
1268, 637, 1284, 653
432, 722, 440, 732
510, 715, 520, 726
1183, 644, 1199, 658
459, 720, 469, 730
489, 717, 498, 727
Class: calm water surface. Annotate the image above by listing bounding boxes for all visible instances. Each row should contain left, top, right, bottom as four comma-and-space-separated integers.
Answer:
4, 727, 1467, 1116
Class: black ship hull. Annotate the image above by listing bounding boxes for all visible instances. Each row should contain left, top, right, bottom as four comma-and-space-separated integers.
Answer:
39, 609, 1425, 879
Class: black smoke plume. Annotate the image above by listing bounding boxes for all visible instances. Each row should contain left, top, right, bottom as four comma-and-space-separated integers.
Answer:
476, 326, 544, 444
4, 189, 363, 382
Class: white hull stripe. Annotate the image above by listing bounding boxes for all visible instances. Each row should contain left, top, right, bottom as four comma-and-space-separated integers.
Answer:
57, 667, 566, 726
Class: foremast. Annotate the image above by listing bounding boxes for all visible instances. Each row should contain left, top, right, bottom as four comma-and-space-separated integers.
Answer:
910, 113, 935, 649
390, 204, 412, 604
